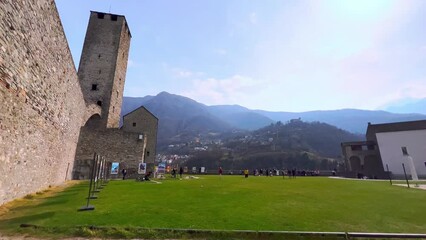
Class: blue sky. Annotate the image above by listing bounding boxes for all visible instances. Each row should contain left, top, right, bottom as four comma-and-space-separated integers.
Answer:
55, 0, 426, 112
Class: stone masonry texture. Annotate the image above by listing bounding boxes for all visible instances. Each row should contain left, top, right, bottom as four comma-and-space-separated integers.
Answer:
122, 106, 159, 171
0, 0, 86, 205
0, 1, 157, 205
78, 12, 131, 129
73, 125, 144, 180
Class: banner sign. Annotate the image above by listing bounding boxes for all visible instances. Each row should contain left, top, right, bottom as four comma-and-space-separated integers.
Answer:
111, 162, 119, 174
158, 163, 166, 174
138, 162, 146, 174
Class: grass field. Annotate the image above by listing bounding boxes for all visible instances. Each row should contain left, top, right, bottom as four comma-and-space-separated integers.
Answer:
0, 176, 425, 238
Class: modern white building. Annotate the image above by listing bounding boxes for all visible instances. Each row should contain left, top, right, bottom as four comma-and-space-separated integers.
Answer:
367, 120, 426, 176
342, 120, 426, 178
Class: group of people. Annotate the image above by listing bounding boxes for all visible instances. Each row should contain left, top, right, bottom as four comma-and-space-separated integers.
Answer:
122, 168, 153, 181
123, 166, 324, 180
217, 167, 322, 178
171, 167, 184, 178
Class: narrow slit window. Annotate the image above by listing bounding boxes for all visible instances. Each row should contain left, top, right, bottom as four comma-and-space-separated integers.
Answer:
402, 147, 408, 156
97, 101, 102, 106
132, 122, 136, 127
91, 84, 98, 91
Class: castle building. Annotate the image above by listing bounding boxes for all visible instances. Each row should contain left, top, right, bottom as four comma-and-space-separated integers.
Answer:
121, 106, 159, 166
0, 0, 157, 205
341, 120, 426, 178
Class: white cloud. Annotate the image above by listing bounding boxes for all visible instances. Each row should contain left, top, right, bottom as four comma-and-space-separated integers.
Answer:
180, 75, 263, 106
165, 65, 205, 79
214, 48, 228, 55
391, 80, 426, 99
173, 69, 194, 78
232, 0, 426, 111
127, 59, 140, 68
249, 12, 258, 24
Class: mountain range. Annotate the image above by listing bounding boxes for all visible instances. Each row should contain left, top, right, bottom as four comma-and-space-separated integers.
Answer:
383, 98, 426, 114
121, 92, 426, 145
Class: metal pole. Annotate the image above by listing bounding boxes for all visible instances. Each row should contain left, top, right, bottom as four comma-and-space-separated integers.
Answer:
88, 154, 97, 205
100, 157, 106, 187
93, 155, 100, 193
91, 154, 99, 196
105, 162, 110, 182
386, 164, 392, 185
78, 153, 97, 211
65, 162, 70, 181
103, 158, 108, 184
100, 157, 105, 186
402, 163, 410, 188
96, 156, 102, 189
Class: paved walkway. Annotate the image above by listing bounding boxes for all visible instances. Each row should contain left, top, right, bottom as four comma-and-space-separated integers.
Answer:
329, 176, 426, 190
394, 184, 426, 190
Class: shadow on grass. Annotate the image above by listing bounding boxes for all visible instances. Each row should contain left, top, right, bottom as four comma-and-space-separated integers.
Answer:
0, 211, 55, 228
9, 196, 71, 212
36, 197, 70, 207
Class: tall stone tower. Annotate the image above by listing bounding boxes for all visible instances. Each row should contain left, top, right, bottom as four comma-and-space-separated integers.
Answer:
78, 11, 131, 128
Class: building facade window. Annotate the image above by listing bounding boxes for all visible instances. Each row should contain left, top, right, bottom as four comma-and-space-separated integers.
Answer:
402, 147, 408, 156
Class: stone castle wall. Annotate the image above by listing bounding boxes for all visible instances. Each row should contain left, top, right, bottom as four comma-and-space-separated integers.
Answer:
73, 126, 144, 180
0, 0, 86, 204
0, 1, 158, 204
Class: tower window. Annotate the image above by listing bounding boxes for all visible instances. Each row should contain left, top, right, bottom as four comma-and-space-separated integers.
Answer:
97, 13, 105, 19
146, 151, 150, 157
111, 15, 118, 21
98, 69, 101, 74
402, 147, 408, 156
91, 84, 98, 91
132, 122, 136, 127
97, 101, 102, 106
98, 54, 101, 58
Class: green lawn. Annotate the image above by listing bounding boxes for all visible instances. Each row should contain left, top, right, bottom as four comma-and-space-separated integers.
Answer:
0, 176, 425, 238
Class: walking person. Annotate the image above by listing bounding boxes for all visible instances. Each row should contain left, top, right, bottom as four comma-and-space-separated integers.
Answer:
218, 167, 223, 176
179, 166, 184, 178
171, 167, 176, 178
121, 168, 127, 180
